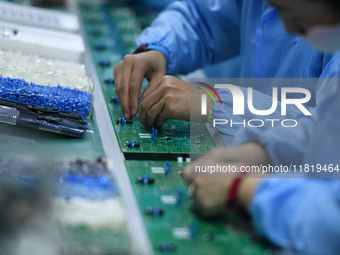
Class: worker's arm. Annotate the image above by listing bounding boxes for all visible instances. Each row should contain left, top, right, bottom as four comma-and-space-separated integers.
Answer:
114, 0, 242, 118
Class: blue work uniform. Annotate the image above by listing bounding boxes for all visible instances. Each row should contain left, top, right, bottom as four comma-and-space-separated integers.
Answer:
137, 1, 340, 253
137, 0, 334, 136
240, 51, 340, 255
251, 66, 340, 255
137, 0, 331, 78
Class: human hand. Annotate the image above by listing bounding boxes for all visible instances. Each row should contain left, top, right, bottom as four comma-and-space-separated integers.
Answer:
113, 50, 167, 119
139, 75, 212, 129
182, 143, 269, 218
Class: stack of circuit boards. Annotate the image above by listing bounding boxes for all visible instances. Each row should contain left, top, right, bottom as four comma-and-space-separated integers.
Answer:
78, 1, 275, 255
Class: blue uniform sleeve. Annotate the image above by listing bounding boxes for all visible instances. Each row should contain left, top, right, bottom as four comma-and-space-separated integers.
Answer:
250, 179, 340, 255
232, 52, 340, 165
137, 0, 241, 74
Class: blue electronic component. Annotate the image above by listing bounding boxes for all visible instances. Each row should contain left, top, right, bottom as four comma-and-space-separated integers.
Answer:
176, 189, 183, 205
105, 78, 115, 84
110, 96, 119, 104
126, 141, 140, 148
145, 206, 164, 216
165, 160, 172, 178
121, 117, 126, 125
189, 222, 198, 239
151, 127, 158, 141
56, 174, 117, 200
0, 76, 93, 117
98, 60, 111, 67
157, 242, 176, 252
165, 160, 172, 169
136, 176, 155, 184
117, 118, 133, 125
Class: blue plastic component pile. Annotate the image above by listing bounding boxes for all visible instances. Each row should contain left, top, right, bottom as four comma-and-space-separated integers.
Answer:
0, 76, 93, 117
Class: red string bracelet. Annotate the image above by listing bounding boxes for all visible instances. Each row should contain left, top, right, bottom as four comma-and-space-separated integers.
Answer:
133, 43, 149, 54
227, 171, 249, 205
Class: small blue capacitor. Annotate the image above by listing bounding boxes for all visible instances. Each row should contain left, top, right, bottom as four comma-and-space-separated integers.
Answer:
165, 168, 169, 177
110, 96, 119, 104
165, 160, 172, 169
105, 78, 115, 84
157, 242, 176, 252
189, 222, 198, 239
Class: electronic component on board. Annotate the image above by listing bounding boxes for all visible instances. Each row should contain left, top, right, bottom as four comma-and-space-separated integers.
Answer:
117, 118, 133, 125
151, 127, 158, 141
189, 222, 198, 239
136, 176, 155, 184
145, 206, 164, 216
110, 97, 119, 104
105, 78, 115, 84
126, 141, 140, 148
98, 60, 111, 67
157, 242, 176, 252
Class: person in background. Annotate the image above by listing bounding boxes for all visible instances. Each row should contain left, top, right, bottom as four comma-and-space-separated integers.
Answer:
113, 0, 334, 138
182, 0, 340, 254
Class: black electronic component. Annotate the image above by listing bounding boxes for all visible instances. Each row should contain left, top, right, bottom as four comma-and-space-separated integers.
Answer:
126, 141, 140, 148
164, 136, 172, 140
116, 118, 133, 125
157, 242, 176, 253
145, 206, 164, 216
110, 97, 119, 104
98, 60, 111, 67
136, 176, 155, 184
94, 43, 107, 51
105, 78, 115, 84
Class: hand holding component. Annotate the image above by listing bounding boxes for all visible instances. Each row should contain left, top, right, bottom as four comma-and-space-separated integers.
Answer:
139, 76, 212, 129
113, 50, 167, 119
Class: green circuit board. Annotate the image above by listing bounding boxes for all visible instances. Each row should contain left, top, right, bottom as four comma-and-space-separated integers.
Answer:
125, 160, 274, 255
79, 1, 216, 156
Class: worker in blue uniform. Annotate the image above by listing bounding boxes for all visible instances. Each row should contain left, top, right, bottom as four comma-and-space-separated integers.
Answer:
113, 0, 334, 135
182, 0, 340, 254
